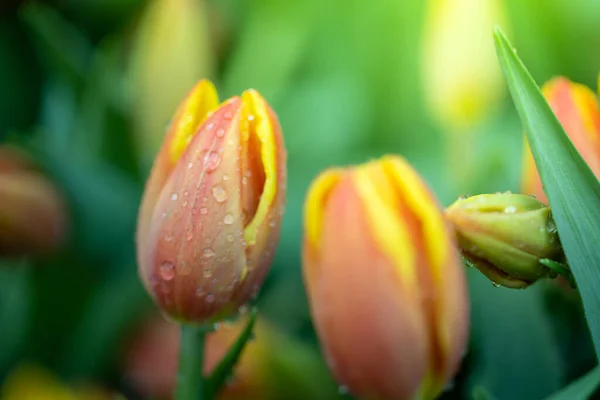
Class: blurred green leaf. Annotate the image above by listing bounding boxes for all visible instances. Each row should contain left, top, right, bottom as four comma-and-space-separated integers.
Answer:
205, 309, 257, 399
20, 1, 92, 87
0, 262, 31, 377
60, 261, 150, 378
546, 366, 600, 400
494, 27, 600, 359
467, 271, 564, 399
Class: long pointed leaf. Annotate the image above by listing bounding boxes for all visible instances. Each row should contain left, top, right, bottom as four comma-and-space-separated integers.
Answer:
493, 27, 600, 359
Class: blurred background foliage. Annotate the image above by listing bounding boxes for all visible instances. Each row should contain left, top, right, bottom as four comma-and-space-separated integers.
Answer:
0, 0, 599, 399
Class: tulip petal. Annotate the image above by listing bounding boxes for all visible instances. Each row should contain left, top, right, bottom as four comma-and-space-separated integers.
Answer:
169, 79, 220, 164
239, 90, 278, 245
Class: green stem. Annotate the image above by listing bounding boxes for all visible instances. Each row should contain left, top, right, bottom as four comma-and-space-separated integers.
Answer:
176, 324, 208, 400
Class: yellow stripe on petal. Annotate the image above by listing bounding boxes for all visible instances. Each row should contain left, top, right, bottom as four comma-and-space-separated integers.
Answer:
352, 160, 417, 293
241, 90, 277, 245
381, 155, 449, 398
169, 79, 219, 163
304, 169, 343, 249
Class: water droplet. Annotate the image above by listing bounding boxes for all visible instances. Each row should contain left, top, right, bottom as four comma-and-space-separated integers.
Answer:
226, 234, 234, 243
223, 174, 230, 181
171, 193, 178, 201
203, 267, 212, 278
503, 190, 512, 195
216, 128, 225, 138
202, 196, 208, 202
212, 185, 228, 203
206, 293, 215, 303
187, 162, 193, 169
186, 231, 194, 241
269, 219, 276, 228
492, 282, 500, 288
206, 122, 215, 131
203, 248, 215, 258
241, 176, 248, 185
202, 151, 221, 173
164, 234, 173, 242
247, 115, 255, 121
213, 322, 220, 330
200, 207, 208, 215
547, 219, 557, 234
224, 111, 233, 120
504, 205, 517, 213
159, 261, 175, 281
182, 201, 188, 207
529, 193, 537, 198
162, 212, 167, 219
224, 213, 234, 225
196, 287, 205, 297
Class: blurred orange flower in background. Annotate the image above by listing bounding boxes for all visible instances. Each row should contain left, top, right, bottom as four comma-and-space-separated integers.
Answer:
522, 77, 600, 203
0, 146, 66, 257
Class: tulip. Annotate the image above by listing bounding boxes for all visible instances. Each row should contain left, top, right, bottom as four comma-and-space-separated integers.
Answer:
445, 193, 564, 289
124, 313, 337, 400
302, 155, 469, 400
522, 77, 600, 203
136, 79, 286, 323
421, 0, 507, 130
129, 0, 215, 169
0, 146, 66, 257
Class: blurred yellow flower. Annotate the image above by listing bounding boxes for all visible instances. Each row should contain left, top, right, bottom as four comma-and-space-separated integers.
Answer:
129, 0, 215, 169
0, 364, 119, 400
421, 0, 507, 130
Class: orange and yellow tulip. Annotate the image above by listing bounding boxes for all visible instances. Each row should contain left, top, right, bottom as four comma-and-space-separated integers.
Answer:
302, 155, 469, 400
136, 80, 286, 323
0, 146, 66, 257
522, 77, 600, 202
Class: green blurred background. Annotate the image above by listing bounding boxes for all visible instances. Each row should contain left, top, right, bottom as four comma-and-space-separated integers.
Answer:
1, 0, 599, 399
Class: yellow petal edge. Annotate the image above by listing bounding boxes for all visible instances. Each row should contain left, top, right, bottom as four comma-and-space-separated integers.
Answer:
303, 169, 343, 249
242, 90, 278, 245
169, 79, 220, 164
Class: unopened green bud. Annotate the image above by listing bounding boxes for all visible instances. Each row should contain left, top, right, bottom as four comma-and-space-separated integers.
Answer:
445, 193, 564, 288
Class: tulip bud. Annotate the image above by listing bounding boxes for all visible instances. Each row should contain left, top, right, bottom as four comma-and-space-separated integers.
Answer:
0, 146, 66, 257
302, 155, 469, 400
129, 0, 215, 169
136, 80, 286, 323
445, 193, 564, 289
522, 77, 600, 203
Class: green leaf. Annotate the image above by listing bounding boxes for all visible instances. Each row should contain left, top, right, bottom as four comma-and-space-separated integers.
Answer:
204, 309, 258, 398
546, 366, 600, 400
493, 27, 600, 360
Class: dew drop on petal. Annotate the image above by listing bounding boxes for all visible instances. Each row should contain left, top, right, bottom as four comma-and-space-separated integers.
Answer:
504, 205, 517, 213
226, 234, 234, 243
203, 267, 212, 278
212, 185, 228, 203
159, 261, 175, 281
203, 248, 216, 258
206, 293, 215, 303
200, 207, 208, 215
203, 151, 221, 173
216, 128, 225, 138
224, 213, 234, 225
171, 193, 178, 201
